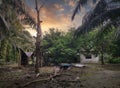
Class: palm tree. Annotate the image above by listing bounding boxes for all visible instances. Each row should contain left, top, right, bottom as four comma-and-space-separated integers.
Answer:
72, 0, 120, 36
0, 0, 36, 66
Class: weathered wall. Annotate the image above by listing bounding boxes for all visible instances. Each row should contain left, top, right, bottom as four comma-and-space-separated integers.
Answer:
80, 54, 99, 63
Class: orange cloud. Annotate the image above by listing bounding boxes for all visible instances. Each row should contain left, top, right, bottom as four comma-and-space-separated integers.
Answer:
64, 0, 75, 7
68, 0, 75, 7
39, 5, 73, 33
54, 4, 64, 11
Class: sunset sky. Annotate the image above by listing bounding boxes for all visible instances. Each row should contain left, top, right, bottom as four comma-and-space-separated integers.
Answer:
24, 0, 94, 36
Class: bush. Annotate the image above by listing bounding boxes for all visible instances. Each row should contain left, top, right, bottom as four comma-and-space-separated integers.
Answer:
108, 57, 120, 64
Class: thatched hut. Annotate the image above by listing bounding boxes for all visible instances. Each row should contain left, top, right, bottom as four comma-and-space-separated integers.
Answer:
19, 49, 28, 66
19, 48, 34, 66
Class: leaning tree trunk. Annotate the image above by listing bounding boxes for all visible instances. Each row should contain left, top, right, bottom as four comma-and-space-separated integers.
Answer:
35, 0, 42, 74
101, 44, 105, 65
17, 49, 21, 67
101, 51, 104, 65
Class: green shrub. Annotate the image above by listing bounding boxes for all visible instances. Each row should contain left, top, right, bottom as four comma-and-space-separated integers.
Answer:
108, 57, 120, 64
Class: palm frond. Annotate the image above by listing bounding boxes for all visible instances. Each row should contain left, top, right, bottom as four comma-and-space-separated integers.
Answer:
72, 0, 98, 20
0, 14, 9, 30
75, 1, 120, 36
79, 0, 88, 6
110, 0, 120, 3
95, 21, 116, 41
0, 14, 9, 41
12, 0, 36, 27
115, 25, 120, 39
72, 0, 88, 20
82, 0, 106, 24
95, 18, 120, 44
72, 1, 81, 20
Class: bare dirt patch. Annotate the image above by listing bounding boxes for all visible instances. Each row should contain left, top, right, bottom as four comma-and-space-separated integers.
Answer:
0, 64, 120, 88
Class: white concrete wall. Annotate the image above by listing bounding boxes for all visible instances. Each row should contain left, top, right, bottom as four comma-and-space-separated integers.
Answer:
80, 54, 99, 63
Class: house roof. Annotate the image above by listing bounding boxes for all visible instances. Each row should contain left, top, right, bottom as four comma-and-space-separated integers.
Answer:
19, 48, 33, 57
25, 52, 33, 57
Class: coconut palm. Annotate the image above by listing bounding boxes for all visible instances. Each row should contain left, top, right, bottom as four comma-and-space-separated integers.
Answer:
72, 0, 120, 37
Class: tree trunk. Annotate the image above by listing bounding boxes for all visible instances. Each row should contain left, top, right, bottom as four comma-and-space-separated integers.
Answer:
35, 34, 41, 73
101, 44, 105, 65
35, 0, 42, 73
18, 49, 21, 67
101, 51, 104, 65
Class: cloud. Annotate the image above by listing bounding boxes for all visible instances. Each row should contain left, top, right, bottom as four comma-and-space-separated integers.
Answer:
68, 0, 75, 7
40, 7, 72, 32
24, 0, 88, 34
54, 4, 64, 11
64, 0, 76, 7
38, 3, 73, 33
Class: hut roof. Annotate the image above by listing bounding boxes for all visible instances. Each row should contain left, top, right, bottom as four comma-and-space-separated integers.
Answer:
25, 52, 33, 57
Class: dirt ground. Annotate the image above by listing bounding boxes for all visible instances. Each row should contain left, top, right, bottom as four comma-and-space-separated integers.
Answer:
0, 64, 120, 88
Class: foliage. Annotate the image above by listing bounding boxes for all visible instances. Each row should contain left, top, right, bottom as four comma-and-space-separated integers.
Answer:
42, 27, 120, 64
72, 0, 97, 20
42, 28, 78, 63
110, 38, 120, 57
72, 0, 120, 38
0, 39, 16, 62
75, 30, 97, 51
0, 0, 35, 63
108, 57, 120, 64
72, 0, 120, 64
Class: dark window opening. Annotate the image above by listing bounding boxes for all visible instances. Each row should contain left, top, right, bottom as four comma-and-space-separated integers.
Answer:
86, 55, 91, 59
